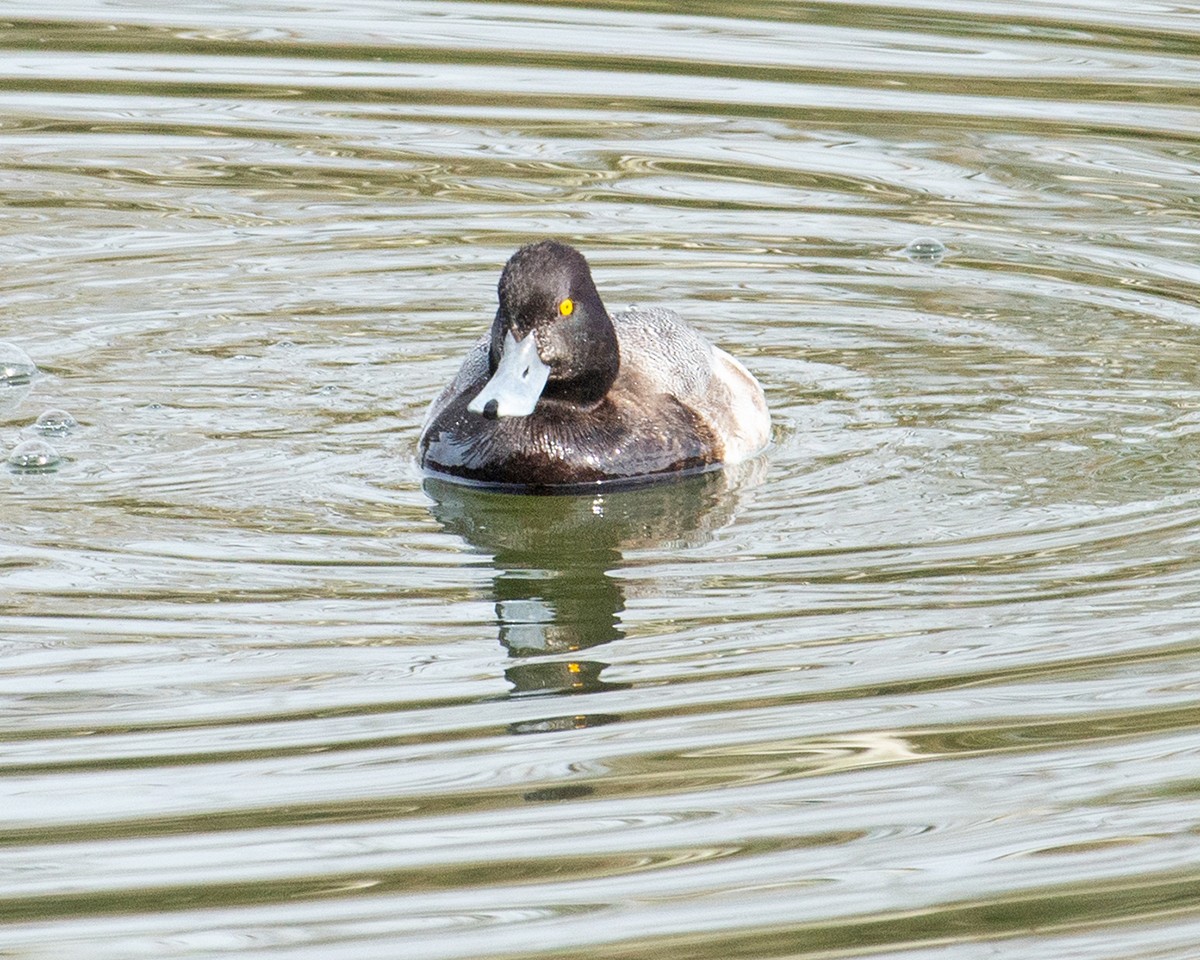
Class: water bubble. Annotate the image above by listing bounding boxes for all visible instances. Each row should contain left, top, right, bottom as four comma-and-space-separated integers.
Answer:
903, 236, 947, 264
0, 343, 37, 385
8, 439, 61, 473
34, 408, 77, 435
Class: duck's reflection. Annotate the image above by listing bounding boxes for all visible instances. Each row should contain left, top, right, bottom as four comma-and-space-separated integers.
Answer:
424, 466, 759, 720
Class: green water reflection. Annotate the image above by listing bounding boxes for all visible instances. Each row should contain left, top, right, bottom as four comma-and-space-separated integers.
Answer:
424, 469, 749, 703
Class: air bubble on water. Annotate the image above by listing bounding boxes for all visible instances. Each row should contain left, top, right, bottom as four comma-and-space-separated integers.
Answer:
0, 343, 37, 385
903, 237, 947, 264
8, 439, 61, 474
34, 408, 77, 435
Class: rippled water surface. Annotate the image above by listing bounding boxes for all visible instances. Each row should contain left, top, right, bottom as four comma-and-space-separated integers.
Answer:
4, 1, 1200, 957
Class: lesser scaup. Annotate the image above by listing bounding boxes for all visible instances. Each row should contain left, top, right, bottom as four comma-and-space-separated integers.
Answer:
418, 240, 770, 490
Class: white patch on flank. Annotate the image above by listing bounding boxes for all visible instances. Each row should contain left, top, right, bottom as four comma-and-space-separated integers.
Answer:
710, 346, 771, 463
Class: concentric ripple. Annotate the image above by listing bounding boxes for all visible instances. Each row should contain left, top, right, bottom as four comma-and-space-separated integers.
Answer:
3, 2, 1200, 959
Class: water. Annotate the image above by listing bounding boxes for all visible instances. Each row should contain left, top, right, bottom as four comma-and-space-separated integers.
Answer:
3, 1, 1200, 957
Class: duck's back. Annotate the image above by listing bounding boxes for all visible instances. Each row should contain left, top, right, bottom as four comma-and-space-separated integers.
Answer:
613, 307, 769, 465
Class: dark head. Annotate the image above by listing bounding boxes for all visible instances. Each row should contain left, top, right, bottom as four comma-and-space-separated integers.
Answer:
469, 241, 620, 419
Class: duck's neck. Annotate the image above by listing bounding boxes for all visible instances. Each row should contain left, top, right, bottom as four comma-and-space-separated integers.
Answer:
543, 312, 619, 407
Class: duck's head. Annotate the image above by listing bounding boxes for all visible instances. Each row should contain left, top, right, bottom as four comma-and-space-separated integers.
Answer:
468, 240, 620, 420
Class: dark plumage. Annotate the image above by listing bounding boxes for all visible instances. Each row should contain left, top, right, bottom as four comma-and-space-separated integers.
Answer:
418, 241, 769, 492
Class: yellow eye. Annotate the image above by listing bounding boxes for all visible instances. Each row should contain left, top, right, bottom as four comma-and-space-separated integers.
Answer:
558, 298, 574, 317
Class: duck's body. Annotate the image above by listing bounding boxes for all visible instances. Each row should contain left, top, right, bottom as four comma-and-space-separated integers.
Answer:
418, 242, 769, 491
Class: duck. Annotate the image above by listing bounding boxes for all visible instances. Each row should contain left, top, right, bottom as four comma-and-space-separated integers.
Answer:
418, 240, 770, 491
